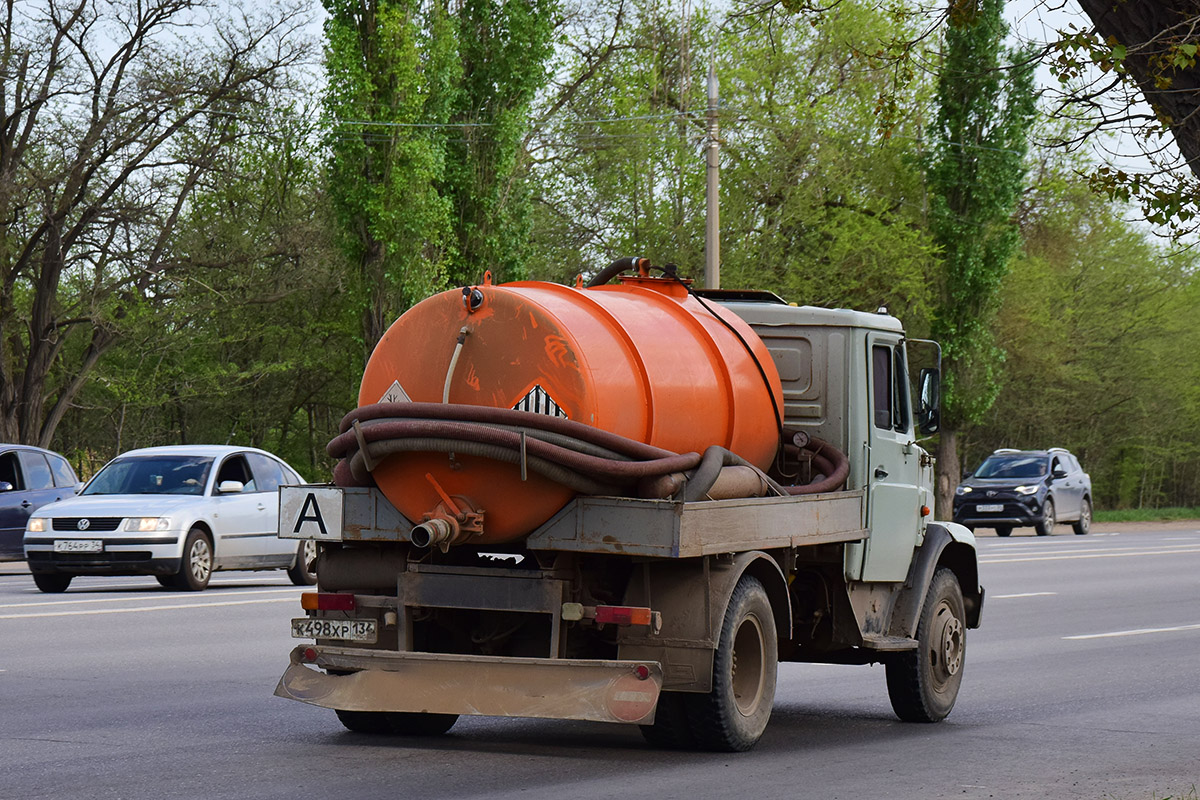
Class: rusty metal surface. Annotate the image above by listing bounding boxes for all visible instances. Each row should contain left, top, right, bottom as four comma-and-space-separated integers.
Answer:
279, 486, 415, 543
274, 646, 662, 725
526, 491, 867, 557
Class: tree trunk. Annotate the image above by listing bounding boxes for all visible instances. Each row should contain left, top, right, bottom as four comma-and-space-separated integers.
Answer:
935, 426, 961, 520
1077, 0, 1200, 180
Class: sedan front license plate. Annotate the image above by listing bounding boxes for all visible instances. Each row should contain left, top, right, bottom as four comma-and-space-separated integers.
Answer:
976, 504, 1004, 513
54, 539, 103, 553
291, 617, 377, 644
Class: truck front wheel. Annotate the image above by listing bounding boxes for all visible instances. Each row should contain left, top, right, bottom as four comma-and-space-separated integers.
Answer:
685, 574, 778, 752
886, 568, 966, 722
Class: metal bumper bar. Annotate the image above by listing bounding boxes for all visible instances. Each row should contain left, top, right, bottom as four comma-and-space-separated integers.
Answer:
276, 645, 663, 725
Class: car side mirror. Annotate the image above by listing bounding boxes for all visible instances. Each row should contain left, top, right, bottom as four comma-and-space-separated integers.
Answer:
917, 367, 941, 435
73, 482, 85, 495
1052, 468, 1067, 479
0, 481, 12, 492
217, 480, 245, 494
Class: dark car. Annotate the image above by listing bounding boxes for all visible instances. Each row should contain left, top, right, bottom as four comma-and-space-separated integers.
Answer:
0, 445, 79, 559
953, 448, 1092, 537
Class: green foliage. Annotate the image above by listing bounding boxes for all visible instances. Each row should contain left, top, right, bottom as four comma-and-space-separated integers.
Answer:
963, 150, 1200, 510
443, 0, 558, 285
927, 0, 1037, 427
323, 0, 460, 348
323, 0, 558, 348
531, 0, 937, 320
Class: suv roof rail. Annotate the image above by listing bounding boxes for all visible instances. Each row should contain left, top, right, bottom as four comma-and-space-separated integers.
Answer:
992, 448, 1020, 454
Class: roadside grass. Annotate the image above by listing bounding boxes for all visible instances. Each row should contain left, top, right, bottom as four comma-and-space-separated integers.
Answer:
1093, 507, 1200, 523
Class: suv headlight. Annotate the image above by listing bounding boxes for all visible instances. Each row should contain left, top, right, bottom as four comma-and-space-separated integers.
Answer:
1014, 485, 1039, 495
126, 517, 172, 532
956, 486, 972, 495
27, 518, 46, 532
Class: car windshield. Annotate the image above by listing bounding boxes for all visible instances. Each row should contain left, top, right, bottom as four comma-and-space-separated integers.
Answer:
973, 455, 1047, 480
82, 456, 213, 496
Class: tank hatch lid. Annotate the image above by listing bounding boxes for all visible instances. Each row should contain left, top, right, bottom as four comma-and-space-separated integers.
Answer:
690, 288, 787, 304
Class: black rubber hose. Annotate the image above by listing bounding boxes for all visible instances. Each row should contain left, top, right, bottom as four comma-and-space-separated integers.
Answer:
347, 438, 622, 496
682, 446, 790, 502
332, 403, 681, 462
584, 256, 650, 288
335, 419, 701, 481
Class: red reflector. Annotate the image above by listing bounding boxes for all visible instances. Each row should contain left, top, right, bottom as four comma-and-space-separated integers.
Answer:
301, 592, 356, 611
594, 605, 652, 626
303, 648, 318, 662
634, 664, 651, 680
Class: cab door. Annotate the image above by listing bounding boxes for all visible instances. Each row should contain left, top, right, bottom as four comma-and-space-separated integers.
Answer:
861, 336, 921, 582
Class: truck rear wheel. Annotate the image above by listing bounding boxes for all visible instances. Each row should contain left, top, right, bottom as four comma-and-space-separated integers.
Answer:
684, 574, 777, 752
886, 568, 966, 722
335, 709, 458, 736
638, 691, 696, 749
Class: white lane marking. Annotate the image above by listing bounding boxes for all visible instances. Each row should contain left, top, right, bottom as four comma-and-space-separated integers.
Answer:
981, 546, 1200, 564
992, 592, 1058, 599
1065, 623, 1200, 640
0, 587, 303, 610
1163, 537, 1197, 541
0, 597, 295, 620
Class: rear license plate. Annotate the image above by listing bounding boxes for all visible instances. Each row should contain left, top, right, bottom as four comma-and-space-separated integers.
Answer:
291, 617, 377, 643
976, 504, 1003, 513
54, 539, 103, 553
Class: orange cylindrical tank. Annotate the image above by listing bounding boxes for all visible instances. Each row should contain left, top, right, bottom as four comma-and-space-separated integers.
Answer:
358, 275, 783, 544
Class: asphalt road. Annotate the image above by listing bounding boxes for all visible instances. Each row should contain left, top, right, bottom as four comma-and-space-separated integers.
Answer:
2, 524, 1198, 800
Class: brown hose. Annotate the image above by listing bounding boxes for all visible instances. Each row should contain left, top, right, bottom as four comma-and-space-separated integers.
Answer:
333, 418, 700, 482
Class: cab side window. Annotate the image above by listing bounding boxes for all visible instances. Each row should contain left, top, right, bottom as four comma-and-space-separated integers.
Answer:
18, 451, 54, 490
872, 345, 892, 430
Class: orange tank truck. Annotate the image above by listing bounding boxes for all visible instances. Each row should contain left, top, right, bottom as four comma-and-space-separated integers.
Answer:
355, 272, 784, 544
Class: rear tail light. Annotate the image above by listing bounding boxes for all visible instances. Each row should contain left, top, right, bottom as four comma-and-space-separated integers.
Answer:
300, 592, 356, 611
594, 605, 653, 626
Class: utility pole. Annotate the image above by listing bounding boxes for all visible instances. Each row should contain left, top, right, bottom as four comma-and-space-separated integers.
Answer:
705, 63, 720, 290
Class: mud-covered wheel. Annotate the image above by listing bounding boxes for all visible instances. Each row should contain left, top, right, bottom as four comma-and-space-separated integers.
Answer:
1035, 499, 1056, 536
685, 575, 778, 752
171, 528, 212, 591
335, 709, 457, 735
387, 712, 458, 736
639, 691, 697, 749
32, 572, 72, 593
886, 568, 966, 723
286, 539, 317, 586
335, 710, 393, 734
1073, 499, 1091, 535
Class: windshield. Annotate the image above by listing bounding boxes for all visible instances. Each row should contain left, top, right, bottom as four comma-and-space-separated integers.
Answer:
82, 456, 213, 496
973, 455, 1047, 480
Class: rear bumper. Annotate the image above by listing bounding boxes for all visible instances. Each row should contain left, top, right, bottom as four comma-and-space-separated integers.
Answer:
275, 645, 663, 725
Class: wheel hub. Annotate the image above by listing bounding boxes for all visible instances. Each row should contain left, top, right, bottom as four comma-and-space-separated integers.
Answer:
939, 614, 964, 677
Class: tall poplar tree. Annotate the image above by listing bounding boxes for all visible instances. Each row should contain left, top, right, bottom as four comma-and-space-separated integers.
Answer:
927, 0, 1037, 513
323, 0, 460, 352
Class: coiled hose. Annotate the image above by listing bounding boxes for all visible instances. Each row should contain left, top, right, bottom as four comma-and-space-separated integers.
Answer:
327, 402, 848, 501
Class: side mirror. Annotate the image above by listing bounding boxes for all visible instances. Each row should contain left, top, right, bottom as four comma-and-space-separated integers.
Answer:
73, 482, 86, 495
217, 480, 245, 494
1052, 468, 1067, 479
917, 367, 941, 435
0, 481, 12, 492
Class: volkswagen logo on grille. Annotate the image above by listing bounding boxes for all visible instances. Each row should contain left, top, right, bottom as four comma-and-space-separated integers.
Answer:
77, 518, 91, 531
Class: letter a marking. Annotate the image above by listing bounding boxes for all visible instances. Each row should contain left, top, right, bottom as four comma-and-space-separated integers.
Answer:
294, 492, 328, 536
